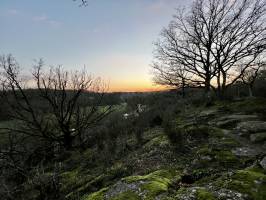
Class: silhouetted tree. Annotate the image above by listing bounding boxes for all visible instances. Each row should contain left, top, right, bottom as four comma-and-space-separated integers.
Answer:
240, 60, 265, 97
153, 0, 266, 98
152, 62, 199, 98
0, 55, 111, 150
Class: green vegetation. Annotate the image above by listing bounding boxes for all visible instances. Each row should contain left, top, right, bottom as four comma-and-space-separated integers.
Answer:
195, 189, 216, 200
2, 0, 266, 199
82, 188, 109, 200
110, 191, 141, 200
227, 169, 266, 200
124, 169, 178, 199
1, 94, 266, 200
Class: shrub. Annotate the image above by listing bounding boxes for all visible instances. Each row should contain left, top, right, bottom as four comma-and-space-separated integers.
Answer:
163, 120, 184, 150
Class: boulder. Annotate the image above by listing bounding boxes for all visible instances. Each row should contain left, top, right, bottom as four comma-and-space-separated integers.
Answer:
214, 114, 258, 128
216, 119, 239, 128
250, 132, 266, 143
232, 147, 260, 157
215, 189, 246, 200
260, 156, 266, 170
236, 121, 266, 134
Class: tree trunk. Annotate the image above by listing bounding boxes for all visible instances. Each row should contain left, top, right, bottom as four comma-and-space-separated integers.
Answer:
181, 79, 185, 98
205, 76, 211, 92
64, 132, 73, 150
216, 69, 221, 98
218, 71, 227, 100
205, 76, 212, 106
248, 85, 253, 97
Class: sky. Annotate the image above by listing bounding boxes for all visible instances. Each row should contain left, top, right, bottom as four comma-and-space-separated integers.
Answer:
0, 0, 192, 92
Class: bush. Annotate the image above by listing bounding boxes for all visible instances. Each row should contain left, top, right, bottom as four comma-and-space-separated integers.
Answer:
163, 120, 184, 150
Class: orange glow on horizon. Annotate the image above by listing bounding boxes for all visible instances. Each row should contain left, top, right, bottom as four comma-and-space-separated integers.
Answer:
107, 81, 166, 92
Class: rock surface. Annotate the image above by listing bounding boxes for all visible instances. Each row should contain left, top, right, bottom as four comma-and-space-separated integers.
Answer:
232, 147, 260, 157
260, 156, 266, 170
250, 132, 266, 143
236, 121, 266, 133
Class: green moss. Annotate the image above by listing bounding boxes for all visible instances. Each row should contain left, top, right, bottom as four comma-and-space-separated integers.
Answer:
213, 167, 266, 200
123, 170, 179, 200
215, 150, 238, 164
250, 132, 266, 143
175, 187, 216, 200
144, 135, 169, 149
65, 172, 116, 199
221, 98, 266, 114
82, 187, 108, 200
247, 165, 266, 174
197, 145, 211, 155
196, 189, 216, 200
185, 125, 210, 138
110, 191, 141, 200
226, 169, 266, 200
175, 117, 184, 125
107, 162, 131, 180
220, 137, 240, 147
210, 128, 225, 138
61, 168, 86, 192
174, 187, 187, 198
197, 145, 238, 167
141, 179, 169, 199
123, 170, 177, 183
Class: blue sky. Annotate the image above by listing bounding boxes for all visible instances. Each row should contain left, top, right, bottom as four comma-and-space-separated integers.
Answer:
0, 0, 192, 91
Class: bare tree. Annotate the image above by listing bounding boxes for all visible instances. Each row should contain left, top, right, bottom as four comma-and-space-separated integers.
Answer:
152, 62, 199, 98
153, 0, 266, 98
208, 0, 266, 97
240, 60, 266, 97
0, 54, 111, 150
154, 1, 219, 94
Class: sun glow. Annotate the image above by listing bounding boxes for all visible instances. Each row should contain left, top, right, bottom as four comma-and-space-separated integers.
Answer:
108, 80, 165, 92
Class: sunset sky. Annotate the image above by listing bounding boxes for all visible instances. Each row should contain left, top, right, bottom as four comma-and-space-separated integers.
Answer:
0, 0, 192, 92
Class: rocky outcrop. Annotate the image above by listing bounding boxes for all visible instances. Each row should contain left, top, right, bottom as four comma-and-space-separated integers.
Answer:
232, 147, 260, 157
236, 121, 266, 134
250, 132, 266, 143
260, 156, 266, 170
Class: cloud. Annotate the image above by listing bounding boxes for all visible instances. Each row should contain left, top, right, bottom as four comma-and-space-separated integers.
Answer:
7, 9, 19, 15
148, 1, 167, 13
147, 0, 188, 14
33, 15, 48, 22
33, 14, 61, 28
82, 28, 101, 35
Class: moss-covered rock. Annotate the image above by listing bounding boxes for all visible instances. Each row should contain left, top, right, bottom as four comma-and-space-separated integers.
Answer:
144, 135, 169, 150
124, 169, 180, 200
64, 167, 129, 199
215, 98, 266, 114
82, 169, 180, 200
214, 150, 238, 166
195, 188, 216, 200
61, 168, 85, 192
227, 169, 266, 200
236, 121, 266, 134
110, 191, 141, 200
82, 187, 109, 200
250, 132, 266, 143
196, 145, 238, 168
175, 187, 217, 200
219, 136, 240, 148
213, 167, 266, 200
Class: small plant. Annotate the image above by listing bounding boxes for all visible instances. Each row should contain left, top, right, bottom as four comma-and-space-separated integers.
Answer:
163, 120, 184, 150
